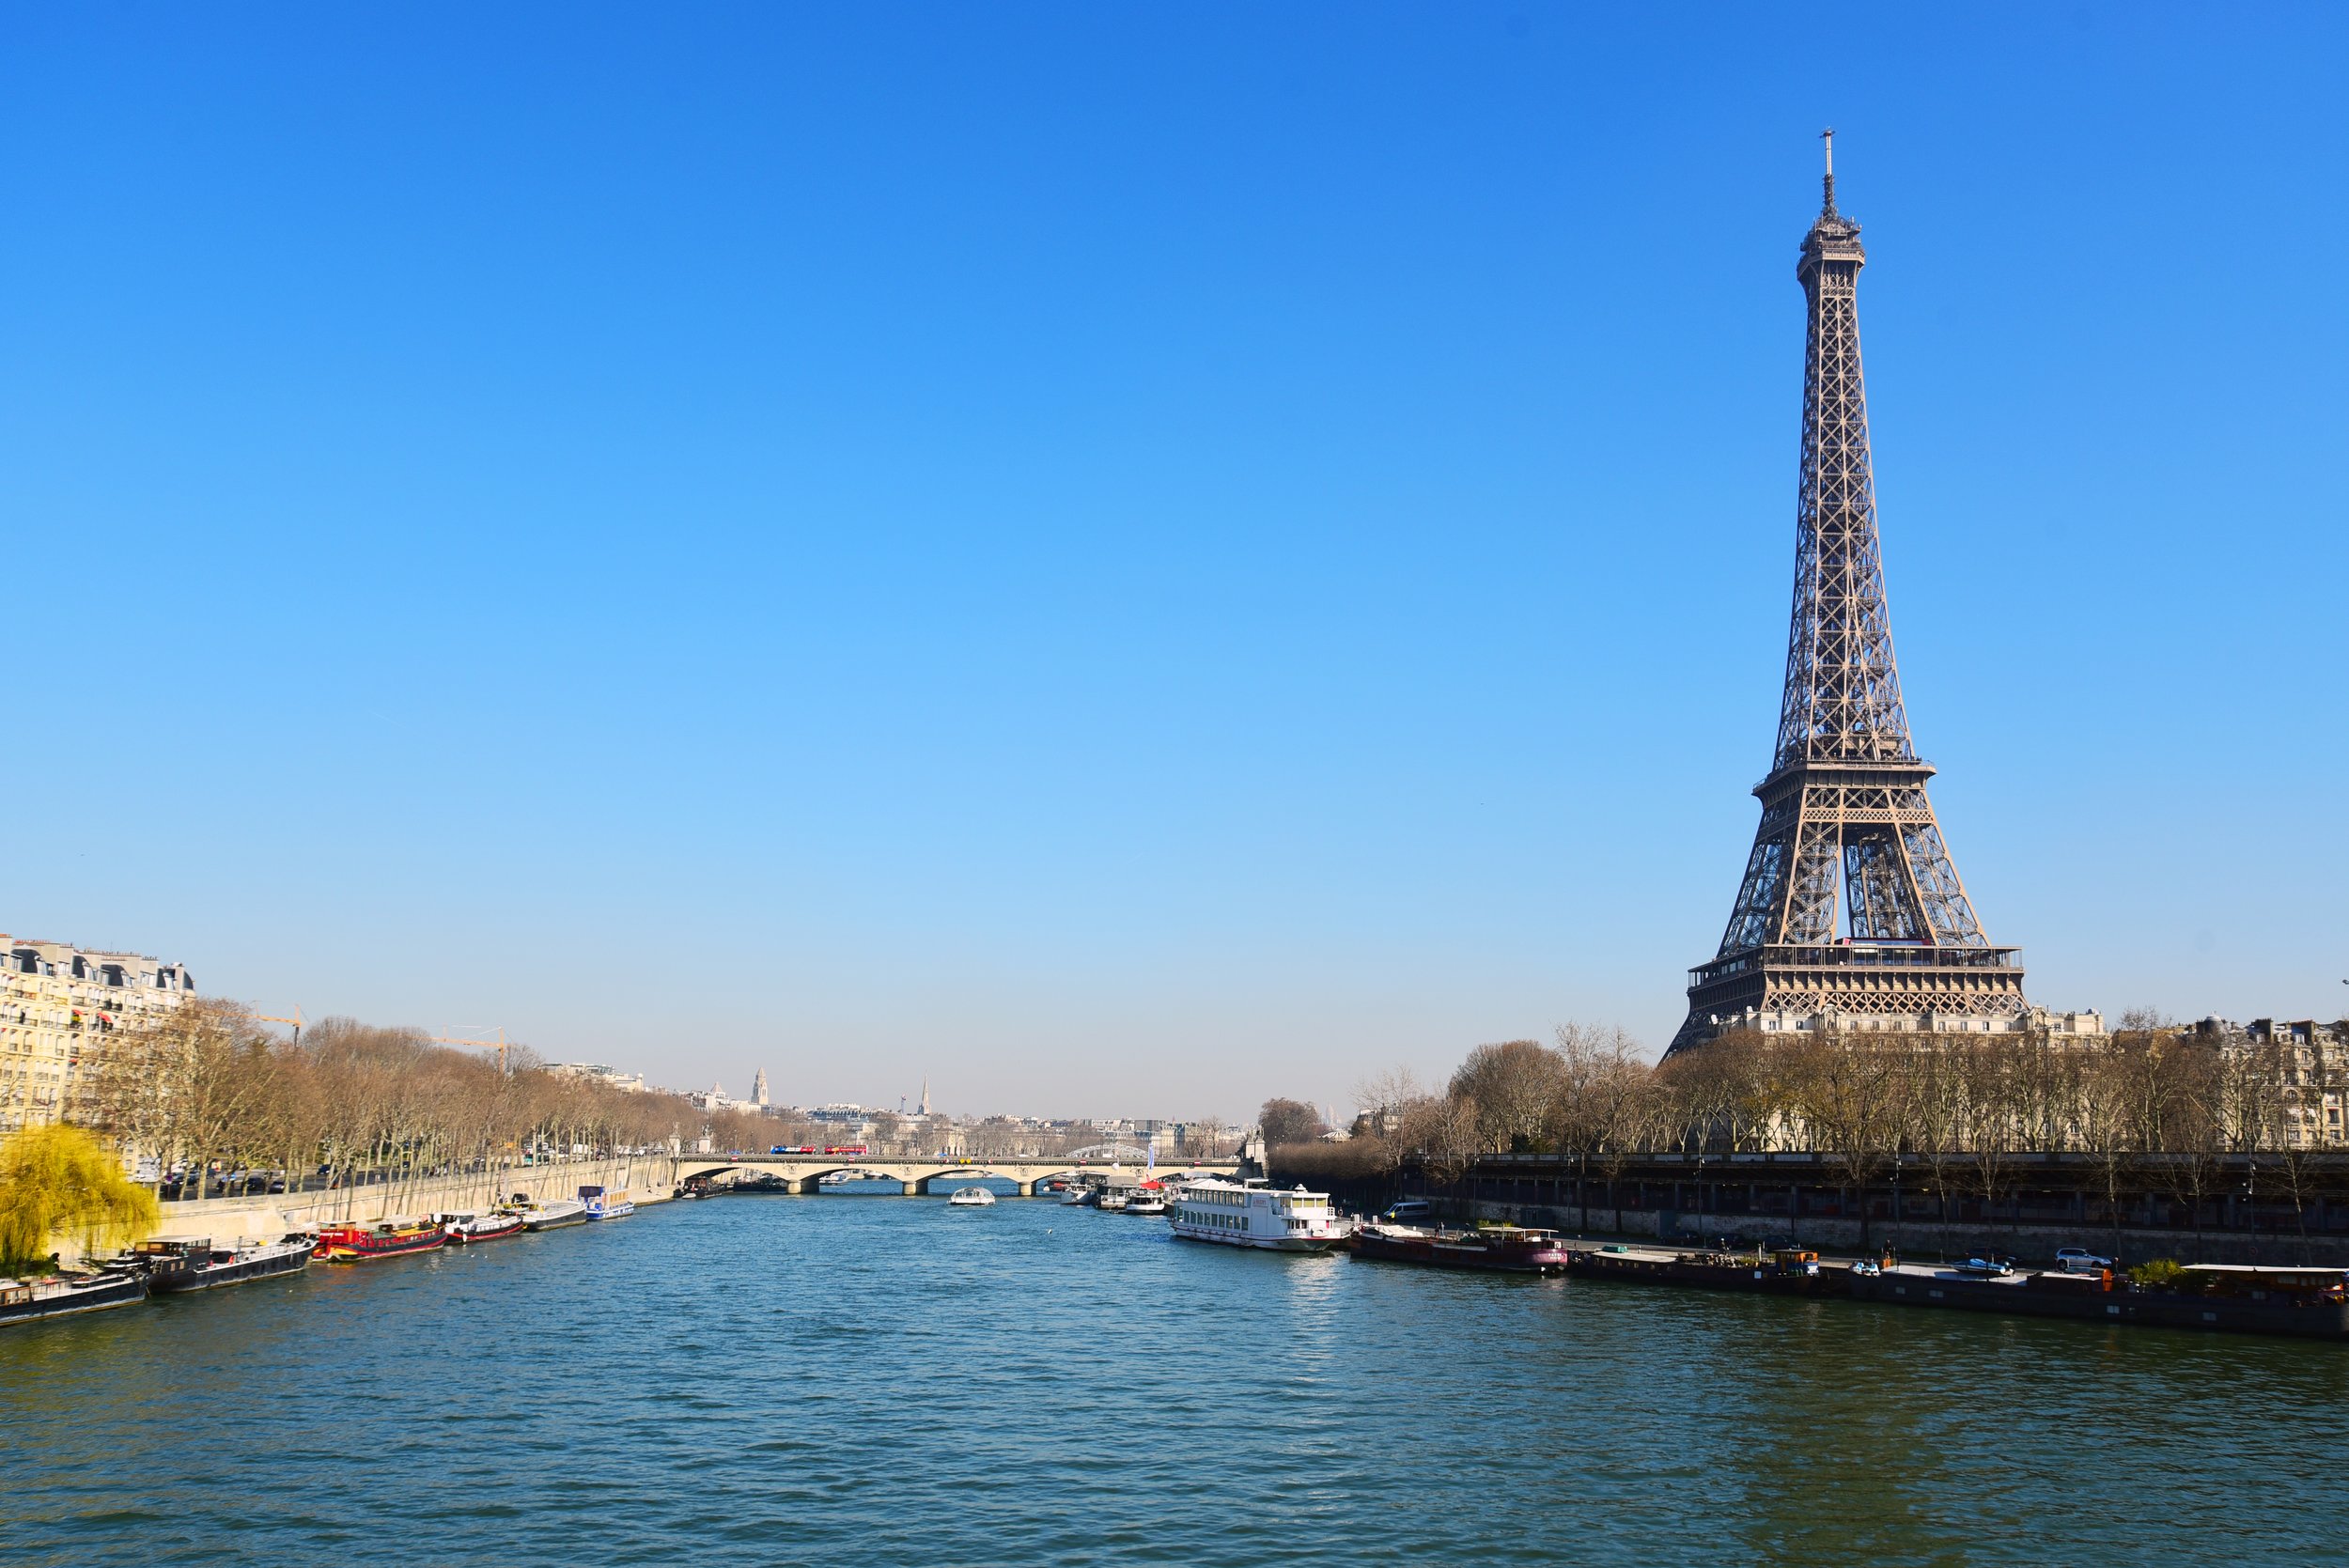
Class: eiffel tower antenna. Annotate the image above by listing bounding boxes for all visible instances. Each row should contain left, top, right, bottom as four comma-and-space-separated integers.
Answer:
1668, 138, 2027, 1054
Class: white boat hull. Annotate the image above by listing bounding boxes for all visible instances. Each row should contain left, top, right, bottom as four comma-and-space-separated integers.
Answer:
1168, 1224, 1350, 1252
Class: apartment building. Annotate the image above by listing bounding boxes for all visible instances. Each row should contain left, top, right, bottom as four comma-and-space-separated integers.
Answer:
0, 934, 196, 1135
2196, 1016, 2349, 1149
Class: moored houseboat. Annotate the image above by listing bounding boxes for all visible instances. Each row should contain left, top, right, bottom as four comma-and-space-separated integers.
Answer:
441, 1210, 527, 1244
579, 1185, 634, 1220
1564, 1243, 1838, 1296
1848, 1260, 2349, 1339
121, 1234, 314, 1292
1349, 1221, 1438, 1266
1168, 1179, 1351, 1251
514, 1196, 588, 1231
312, 1217, 446, 1262
1, 1268, 148, 1327
1352, 1222, 1571, 1274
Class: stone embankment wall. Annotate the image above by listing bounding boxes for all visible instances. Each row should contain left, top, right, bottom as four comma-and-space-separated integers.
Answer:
132, 1156, 680, 1247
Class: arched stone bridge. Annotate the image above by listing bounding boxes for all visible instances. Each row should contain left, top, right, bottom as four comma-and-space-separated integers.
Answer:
678, 1155, 1242, 1197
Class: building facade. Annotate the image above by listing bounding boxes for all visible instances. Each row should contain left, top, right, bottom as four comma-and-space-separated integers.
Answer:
1726, 1005, 2106, 1040
2195, 1016, 2348, 1149
0, 933, 195, 1136
548, 1062, 650, 1094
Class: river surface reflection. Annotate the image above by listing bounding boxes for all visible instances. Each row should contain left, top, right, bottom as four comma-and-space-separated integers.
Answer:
5, 1195, 2345, 1565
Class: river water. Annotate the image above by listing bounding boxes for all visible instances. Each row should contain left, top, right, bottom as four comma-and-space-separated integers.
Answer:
5, 1192, 2345, 1565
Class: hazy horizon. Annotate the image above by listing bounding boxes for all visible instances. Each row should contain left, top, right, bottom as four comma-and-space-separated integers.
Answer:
5, 7, 2343, 1123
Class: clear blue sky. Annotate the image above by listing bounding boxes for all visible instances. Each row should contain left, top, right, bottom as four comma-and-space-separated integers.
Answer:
4, 6, 2342, 1121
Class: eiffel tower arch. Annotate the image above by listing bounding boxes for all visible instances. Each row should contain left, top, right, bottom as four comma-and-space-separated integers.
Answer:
1669, 135, 2027, 1055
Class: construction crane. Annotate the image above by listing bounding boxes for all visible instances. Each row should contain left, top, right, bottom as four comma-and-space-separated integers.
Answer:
434, 1025, 513, 1074
254, 1004, 305, 1043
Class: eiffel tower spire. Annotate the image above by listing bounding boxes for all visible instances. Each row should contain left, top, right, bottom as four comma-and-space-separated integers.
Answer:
1669, 140, 2026, 1054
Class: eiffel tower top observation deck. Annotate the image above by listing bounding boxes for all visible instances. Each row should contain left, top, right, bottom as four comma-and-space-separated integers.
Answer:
1668, 134, 2026, 1054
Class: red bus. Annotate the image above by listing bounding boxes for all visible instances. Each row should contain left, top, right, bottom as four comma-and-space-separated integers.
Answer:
823, 1144, 867, 1157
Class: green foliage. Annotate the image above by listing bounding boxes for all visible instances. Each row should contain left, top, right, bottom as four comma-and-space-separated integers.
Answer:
2127, 1257, 2187, 1290
0, 1125, 159, 1273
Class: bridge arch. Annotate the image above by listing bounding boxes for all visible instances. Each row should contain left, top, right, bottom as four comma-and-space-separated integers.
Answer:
670, 1154, 1241, 1198
679, 1160, 918, 1194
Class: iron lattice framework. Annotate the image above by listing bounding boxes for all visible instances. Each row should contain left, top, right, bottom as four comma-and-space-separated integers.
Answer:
1668, 138, 2026, 1054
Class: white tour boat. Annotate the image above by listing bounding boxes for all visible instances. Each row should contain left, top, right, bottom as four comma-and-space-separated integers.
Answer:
579, 1185, 634, 1220
946, 1186, 997, 1207
1168, 1179, 1352, 1251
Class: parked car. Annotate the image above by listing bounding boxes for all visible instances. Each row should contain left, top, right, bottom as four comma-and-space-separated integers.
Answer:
2055, 1247, 2115, 1274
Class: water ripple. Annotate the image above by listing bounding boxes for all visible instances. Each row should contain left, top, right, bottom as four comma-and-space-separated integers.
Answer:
4, 1198, 2345, 1565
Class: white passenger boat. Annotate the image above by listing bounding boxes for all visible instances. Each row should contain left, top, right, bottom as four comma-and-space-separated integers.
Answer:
1168, 1179, 1351, 1251
579, 1186, 635, 1220
1126, 1194, 1167, 1216
946, 1186, 997, 1207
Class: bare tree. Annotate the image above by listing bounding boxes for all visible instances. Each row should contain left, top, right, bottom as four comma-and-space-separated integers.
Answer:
1547, 1024, 1646, 1232
1782, 1031, 1906, 1251
1400, 1093, 1482, 1189
1448, 1040, 1563, 1155
1258, 1098, 1324, 1150
1351, 1065, 1428, 1180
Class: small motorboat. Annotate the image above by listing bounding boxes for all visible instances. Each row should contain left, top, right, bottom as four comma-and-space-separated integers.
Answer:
313, 1218, 445, 1262
119, 1234, 313, 1291
946, 1186, 997, 1207
1060, 1186, 1096, 1206
1097, 1192, 1131, 1213
443, 1211, 527, 1245
1126, 1195, 1167, 1216
1, 1268, 148, 1327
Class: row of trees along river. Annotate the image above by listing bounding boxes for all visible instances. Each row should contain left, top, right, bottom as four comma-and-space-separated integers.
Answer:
1268, 1015, 2349, 1235
76, 1001, 786, 1212
68, 1001, 1211, 1216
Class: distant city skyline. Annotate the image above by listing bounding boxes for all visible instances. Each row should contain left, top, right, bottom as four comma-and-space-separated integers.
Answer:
4, 8, 2342, 1118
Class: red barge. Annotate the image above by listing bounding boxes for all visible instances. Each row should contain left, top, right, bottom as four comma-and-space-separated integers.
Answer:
312, 1218, 446, 1263
1350, 1222, 1572, 1275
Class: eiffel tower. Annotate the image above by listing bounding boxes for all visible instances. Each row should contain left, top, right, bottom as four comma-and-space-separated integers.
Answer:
1669, 134, 2027, 1055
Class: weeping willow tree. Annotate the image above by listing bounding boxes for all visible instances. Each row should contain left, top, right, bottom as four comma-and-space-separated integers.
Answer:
0, 1125, 159, 1274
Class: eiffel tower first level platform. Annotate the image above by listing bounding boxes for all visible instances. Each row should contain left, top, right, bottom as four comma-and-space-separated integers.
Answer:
1668, 134, 2026, 1055
1677, 754, 2028, 1041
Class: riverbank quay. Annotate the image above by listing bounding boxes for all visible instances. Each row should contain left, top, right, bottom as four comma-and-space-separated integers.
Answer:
128, 1155, 678, 1252
1560, 1240, 2349, 1342
5, 1158, 677, 1336
1384, 1149, 2349, 1269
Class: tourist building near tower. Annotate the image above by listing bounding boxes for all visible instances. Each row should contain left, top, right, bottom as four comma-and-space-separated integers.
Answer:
1670, 137, 2048, 1055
